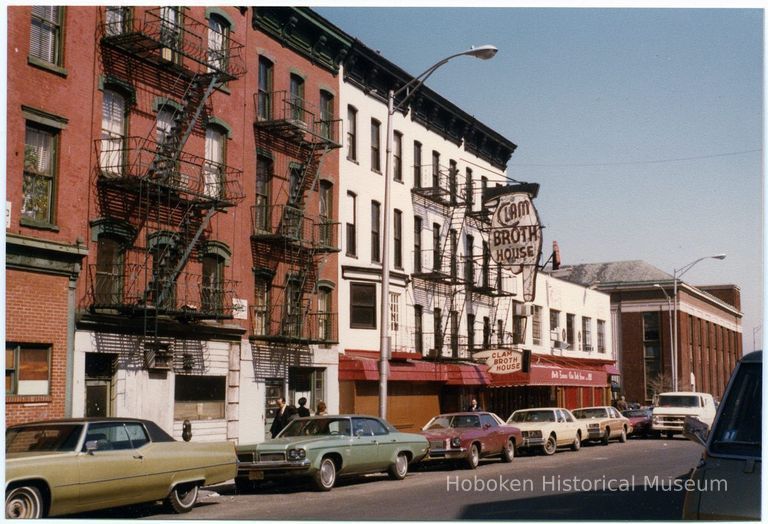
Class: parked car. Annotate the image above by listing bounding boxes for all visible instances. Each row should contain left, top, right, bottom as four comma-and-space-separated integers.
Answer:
571, 406, 630, 444
652, 391, 717, 437
420, 411, 521, 469
5, 417, 236, 519
235, 415, 429, 492
682, 351, 761, 520
621, 408, 654, 438
505, 408, 585, 455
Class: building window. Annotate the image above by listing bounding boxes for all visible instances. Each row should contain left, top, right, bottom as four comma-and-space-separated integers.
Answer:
390, 292, 400, 333
532, 306, 542, 345
254, 154, 272, 232
449, 160, 458, 205
414, 305, 424, 354
6, 343, 50, 396
464, 234, 474, 285
465, 167, 474, 209
467, 314, 475, 354
204, 125, 226, 198
597, 319, 606, 353
393, 131, 403, 181
434, 308, 443, 353
159, 7, 182, 62
319, 180, 333, 248
207, 13, 229, 71
22, 123, 58, 224
350, 282, 376, 329
413, 216, 422, 272
100, 88, 126, 176
257, 57, 273, 120
371, 201, 381, 263
432, 223, 441, 271
497, 319, 504, 346
288, 163, 303, 206
512, 302, 526, 345
282, 277, 303, 338
346, 105, 357, 161
370, 119, 381, 172
413, 141, 422, 188
201, 253, 225, 314
550, 309, 560, 336
174, 375, 226, 420
643, 312, 662, 400
346, 191, 356, 256
450, 310, 459, 357
319, 90, 334, 140
449, 229, 458, 280
289, 73, 305, 122
566, 313, 576, 349
94, 235, 124, 306
318, 286, 333, 343
393, 209, 402, 269
30, 6, 63, 66
582, 316, 593, 351
483, 316, 491, 350
431, 151, 440, 187
481, 241, 491, 289
104, 6, 130, 36
253, 275, 271, 336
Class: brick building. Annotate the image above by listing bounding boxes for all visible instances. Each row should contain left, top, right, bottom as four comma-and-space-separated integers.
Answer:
553, 261, 743, 404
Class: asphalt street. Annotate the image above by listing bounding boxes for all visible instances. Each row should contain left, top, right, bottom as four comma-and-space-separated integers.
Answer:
72, 436, 705, 520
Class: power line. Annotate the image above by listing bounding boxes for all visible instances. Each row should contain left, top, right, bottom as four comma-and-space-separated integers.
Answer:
510, 148, 762, 168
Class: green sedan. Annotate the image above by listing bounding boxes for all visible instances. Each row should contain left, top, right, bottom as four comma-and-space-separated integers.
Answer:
5, 418, 236, 518
236, 415, 429, 491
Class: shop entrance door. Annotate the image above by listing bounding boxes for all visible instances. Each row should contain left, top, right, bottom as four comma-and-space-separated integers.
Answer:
288, 367, 325, 415
85, 353, 117, 417
265, 378, 285, 438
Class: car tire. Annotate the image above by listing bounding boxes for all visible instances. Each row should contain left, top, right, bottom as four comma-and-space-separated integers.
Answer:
602, 428, 610, 446
619, 427, 628, 443
388, 452, 409, 480
313, 457, 337, 491
466, 444, 480, 469
165, 484, 198, 514
6, 486, 44, 519
543, 434, 557, 456
571, 432, 581, 451
501, 438, 515, 462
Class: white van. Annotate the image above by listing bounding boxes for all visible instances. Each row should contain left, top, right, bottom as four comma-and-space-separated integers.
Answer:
651, 392, 716, 437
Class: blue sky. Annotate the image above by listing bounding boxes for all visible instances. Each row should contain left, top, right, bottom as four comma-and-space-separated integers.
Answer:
317, 7, 764, 350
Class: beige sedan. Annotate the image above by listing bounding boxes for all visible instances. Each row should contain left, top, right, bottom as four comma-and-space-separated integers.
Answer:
571, 406, 631, 444
6, 418, 236, 518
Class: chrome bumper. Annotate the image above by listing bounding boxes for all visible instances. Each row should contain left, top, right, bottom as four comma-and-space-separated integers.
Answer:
237, 459, 311, 472
425, 447, 468, 459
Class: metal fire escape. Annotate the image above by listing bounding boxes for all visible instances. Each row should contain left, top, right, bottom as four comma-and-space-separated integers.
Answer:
250, 90, 342, 356
90, 7, 246, 367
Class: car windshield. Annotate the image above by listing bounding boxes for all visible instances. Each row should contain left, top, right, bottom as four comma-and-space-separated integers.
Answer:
709, 362, 761, 458
6, 424, 83, 453
510, 410, 555, 423
573, 408, 607, 419
279, 418, 351, 437
425, 415, 480, 429
657, 395, 700, 407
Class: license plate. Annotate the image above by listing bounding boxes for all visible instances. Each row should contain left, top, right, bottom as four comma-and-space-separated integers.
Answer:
248, 471, 264, 480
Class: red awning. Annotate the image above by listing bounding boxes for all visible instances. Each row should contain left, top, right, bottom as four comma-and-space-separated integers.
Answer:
491, 363, 607, 387
446, 363, 491, 385
339, 352, 449, 382
602, 364, 621, 375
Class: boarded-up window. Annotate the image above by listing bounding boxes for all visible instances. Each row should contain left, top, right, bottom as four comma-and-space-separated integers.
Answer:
6, 344, 50, 395
174, 375, 226, 420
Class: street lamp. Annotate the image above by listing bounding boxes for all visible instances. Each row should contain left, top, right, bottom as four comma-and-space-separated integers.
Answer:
671, 254, 726, 392
654, 283, 675, 390
379, 45, 499, 419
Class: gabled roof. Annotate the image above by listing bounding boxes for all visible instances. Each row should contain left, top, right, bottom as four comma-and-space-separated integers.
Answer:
551, 260, 673, 286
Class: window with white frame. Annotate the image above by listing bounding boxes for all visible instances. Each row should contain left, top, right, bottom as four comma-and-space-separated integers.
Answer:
370, 119, 381, 172
413, 141, 422, 188
346, 105, 357, 161
207, 14, 229, 72
100, 89, 126, 176
371, 200, 381, 263
389, 292, 400, 334
582, 316, 593, 351
532, 305, 542, 345
204, 125, 226, 197
597, 319, 606, 353
346, 191, 356, 256
393, 131, 403, 181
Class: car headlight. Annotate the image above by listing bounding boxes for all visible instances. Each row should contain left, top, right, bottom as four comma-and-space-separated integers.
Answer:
288, 448, 306, 460
652, 416, 659, 424
522, 430, 542, 439
588, 423, 599, 429
451, 437, 462, 448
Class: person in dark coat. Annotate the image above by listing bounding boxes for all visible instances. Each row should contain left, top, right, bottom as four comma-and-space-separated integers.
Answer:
297, 397, 311, 417
468, 398, 481, 412
270, 397, 288, 438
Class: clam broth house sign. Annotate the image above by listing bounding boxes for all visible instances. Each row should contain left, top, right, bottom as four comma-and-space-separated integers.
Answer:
488, 183, 542, 302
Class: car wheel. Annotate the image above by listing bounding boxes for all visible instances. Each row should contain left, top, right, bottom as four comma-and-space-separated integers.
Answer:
619, 427, 628, 443
543, 434, 557, 456
571, 432, 581, 451
6, 486, 44, 519
313, 457, 337, 491
165, 484, 198, 514
466, 444, 480, 469
501, 438, 515, 462
388, 452, 409, 480
602, 428, 611, 445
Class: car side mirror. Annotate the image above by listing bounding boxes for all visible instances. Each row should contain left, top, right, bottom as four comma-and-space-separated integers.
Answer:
683, 416, 709, 447
85, 440, 99, 454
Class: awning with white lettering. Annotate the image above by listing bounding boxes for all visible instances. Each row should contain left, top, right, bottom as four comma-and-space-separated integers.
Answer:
490, 363, 607, 387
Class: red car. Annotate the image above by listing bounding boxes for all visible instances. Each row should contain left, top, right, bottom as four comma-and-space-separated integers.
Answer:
622, 408, 654, 437
420, 412, 522, 469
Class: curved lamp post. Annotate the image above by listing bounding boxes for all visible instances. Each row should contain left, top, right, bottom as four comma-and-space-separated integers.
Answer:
379, 45, 499, 419
671, 254, 726, 392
